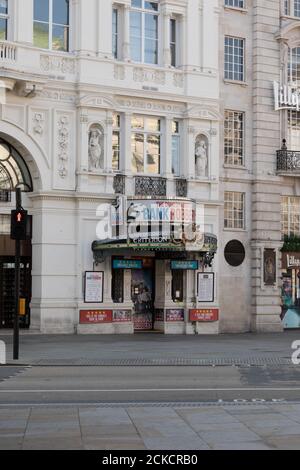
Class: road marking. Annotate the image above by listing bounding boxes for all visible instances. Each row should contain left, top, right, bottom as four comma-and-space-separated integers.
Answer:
0, 387, 300, 393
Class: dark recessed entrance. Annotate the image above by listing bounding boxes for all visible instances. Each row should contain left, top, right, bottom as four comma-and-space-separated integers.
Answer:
131, 259, 155, 331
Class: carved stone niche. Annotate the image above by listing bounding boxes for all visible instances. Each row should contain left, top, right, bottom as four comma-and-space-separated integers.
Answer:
88, 124, 104, 172
195, 134, 209, 178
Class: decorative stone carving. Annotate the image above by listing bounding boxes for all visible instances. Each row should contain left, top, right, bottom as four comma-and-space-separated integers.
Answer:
88, 125, 104, 171
33, 113, 45, 135
195, 135, 208, 178
40, 55, 76, 74
133, 67, 166, 85
173, 72, 184, 88
114, 64, 125, 80
57, 115, 69, 179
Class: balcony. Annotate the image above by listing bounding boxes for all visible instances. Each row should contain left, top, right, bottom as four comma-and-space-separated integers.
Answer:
135, 176, 167, 197
277, 140, 300, 175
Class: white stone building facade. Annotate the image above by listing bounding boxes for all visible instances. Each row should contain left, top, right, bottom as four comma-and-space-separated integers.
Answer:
0, 0, 298, 334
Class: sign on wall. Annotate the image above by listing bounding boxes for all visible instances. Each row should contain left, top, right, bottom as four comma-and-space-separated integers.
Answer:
273, 81, 300, 112
113, 259, 143, 270
112, 310, 132, 323
171, 261, 199, 270
84, 271, 104, 303
80, 310, 112, 324
166, 309, 185, 322
189, 309, 219, 322
197, 273, 215, 303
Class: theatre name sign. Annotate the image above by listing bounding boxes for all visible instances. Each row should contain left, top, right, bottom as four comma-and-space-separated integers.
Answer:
273, 81, 300, 111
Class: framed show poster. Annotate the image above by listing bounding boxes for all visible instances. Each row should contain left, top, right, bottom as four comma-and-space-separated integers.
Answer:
84, 271, 104, 303
263, 249, 276, 286
197, 273, 215, 303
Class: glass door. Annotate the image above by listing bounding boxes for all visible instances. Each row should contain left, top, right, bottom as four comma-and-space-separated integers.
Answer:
131, 267, 155, 331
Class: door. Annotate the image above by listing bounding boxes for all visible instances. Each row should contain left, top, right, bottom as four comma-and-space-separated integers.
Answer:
131, 268, 155, 331
0, 257, 31, 329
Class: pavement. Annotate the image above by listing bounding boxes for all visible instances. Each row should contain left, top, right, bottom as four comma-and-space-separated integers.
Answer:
1, 403, 300, 450
0, 331, 298, 365
0, 331, 300, 450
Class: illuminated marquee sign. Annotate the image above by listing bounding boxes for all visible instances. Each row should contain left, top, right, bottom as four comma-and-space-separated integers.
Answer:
273, 81, 300, 111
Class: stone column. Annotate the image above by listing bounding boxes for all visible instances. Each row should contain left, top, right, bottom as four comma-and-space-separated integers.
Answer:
123, 5, 131, 61
162, 11, 171, 67
14, 0, 33, 43
162, 117, 173, 178
123, 112, 132, 174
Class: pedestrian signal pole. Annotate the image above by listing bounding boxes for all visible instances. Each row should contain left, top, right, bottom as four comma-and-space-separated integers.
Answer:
10, 188, 28, 360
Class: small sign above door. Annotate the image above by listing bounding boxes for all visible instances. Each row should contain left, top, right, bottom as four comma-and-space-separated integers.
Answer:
113, 259, 143, 269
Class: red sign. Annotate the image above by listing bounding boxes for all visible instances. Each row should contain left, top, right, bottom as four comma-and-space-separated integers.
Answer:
80, 310, 112, 324
189, 309, 219, 322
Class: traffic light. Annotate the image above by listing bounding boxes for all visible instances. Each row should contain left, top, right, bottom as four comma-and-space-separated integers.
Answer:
10, 210, 29, 240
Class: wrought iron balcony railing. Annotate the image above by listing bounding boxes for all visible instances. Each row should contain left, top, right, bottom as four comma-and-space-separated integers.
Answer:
175, 179, 188, 198
277, 142, 300, 174
135, 176, 167, 197
113, 174, 126, 194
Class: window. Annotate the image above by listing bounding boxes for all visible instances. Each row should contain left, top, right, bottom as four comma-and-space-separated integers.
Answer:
112, 114, 120, 172
112, 264, 124, 304
0, 214, 10, 234
34, 0, 69, 51
172, 120, 180, 176
172, 270, 184, 303
282, 197, 300, 237
288, 110, 300, 150
288, 47, 300, 85
225, 0, 245, 8
130, 0, 159, 64
224, 192, 245, 229
285, 0, 300, 16
112, 7, 118, 59
0, 0, 8, 41
131, 116, 161, 174
224, 110, 244, 166
170, 18, 177, 67
224, 36, 245, 82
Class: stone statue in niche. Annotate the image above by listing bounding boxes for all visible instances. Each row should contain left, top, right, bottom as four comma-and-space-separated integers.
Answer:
195, 136, 208, 178
88, 126, 104, 171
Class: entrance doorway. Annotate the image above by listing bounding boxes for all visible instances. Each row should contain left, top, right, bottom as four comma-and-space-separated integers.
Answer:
131, 266, 155, 331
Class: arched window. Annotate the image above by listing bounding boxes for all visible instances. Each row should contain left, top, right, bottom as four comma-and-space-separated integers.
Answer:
0, 139, 33, 192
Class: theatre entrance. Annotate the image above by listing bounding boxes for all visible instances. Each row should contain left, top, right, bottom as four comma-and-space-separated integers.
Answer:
131, 259, 155, 331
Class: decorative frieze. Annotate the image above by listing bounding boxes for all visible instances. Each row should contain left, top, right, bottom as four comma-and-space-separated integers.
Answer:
173, 72, 184, 88
133, 67, 166, 85
115, 98, 184, 114
40, 55, 76, 74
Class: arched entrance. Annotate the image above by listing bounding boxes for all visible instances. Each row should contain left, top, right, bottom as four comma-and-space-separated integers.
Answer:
0, 138, 33, 329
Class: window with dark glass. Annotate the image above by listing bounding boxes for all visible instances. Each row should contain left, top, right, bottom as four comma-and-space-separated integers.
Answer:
172, 270, 184, 303
0, 0, 8, 41
112, 267, 124, 303
170, 18, 177, 67
34, 0, 69, 51
112, 7, 118, 59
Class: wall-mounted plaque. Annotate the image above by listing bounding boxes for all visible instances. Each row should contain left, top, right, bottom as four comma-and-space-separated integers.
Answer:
84, 271, 104, 303
197, 273, 214, 303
